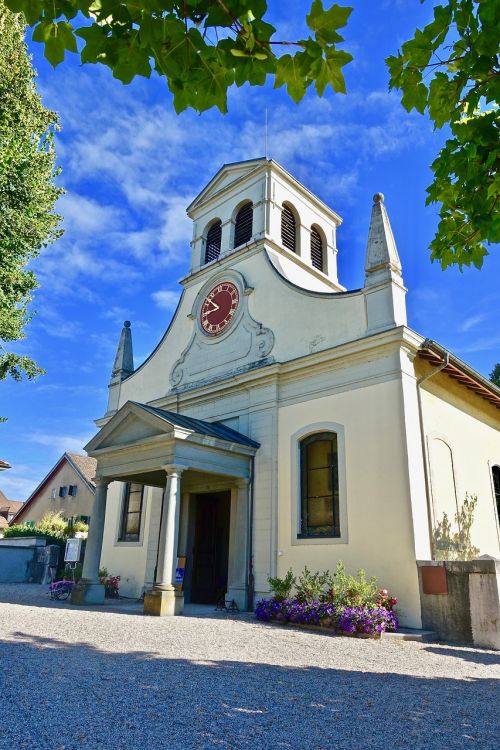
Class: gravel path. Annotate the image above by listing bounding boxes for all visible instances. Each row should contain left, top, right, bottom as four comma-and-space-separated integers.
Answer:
0, 584, 498, 750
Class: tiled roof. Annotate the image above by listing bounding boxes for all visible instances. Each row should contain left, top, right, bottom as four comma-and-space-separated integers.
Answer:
134, 402, 260, 449
0, 499, 24, 529
66, 453, 97, 487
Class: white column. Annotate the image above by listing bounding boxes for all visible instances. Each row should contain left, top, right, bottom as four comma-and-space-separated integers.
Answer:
154, 465, 186, 590
82, 478, 109, 582
227, 478, 250, 610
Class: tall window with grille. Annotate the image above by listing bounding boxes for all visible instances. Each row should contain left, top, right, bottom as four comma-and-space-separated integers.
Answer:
204, 220, 222, 263
310, 226, 324, 272
119, 483, 144, 542
492, 465, 500, 522
299, 432, 340, 538
233, 202, 253, 247
281, 204, 296, 253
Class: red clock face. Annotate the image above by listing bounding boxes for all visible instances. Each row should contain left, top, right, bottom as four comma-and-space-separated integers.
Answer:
200, 281, 240, 336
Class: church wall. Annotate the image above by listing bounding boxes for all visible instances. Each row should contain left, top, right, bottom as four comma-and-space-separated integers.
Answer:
276, 377, 424, 628
99, 481, 155, 598
116, 249, 367, 411
418, 372, 500, 557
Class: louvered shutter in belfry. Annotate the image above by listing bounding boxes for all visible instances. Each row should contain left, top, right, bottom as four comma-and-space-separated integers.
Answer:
310, 227, 324, 271
205, 220, 222, 263
281, 205, 296, 252
233, 203, 253, 247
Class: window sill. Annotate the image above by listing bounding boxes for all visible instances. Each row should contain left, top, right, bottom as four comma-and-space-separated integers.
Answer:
114, 539, 143, 547
292, 535, 347, 546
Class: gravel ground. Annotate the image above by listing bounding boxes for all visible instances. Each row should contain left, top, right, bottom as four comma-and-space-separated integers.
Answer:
0, 584, 498, 750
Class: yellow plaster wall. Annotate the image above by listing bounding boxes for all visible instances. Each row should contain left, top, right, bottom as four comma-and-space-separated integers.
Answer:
277, 378, 423, 628
16, 463, 95, 526
418, 369, 500, 556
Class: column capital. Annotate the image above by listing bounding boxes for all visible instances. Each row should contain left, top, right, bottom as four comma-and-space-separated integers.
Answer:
94, 477, 110, 488
235, 477, 250, 490
161, 464, 188, 478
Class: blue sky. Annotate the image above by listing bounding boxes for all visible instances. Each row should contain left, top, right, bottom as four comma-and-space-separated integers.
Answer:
1, 0, 499, 500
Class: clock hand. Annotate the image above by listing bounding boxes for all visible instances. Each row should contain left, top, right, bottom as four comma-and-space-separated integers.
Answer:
206, 299, 220, 312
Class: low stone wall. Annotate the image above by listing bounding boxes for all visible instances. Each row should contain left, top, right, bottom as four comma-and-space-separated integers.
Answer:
417, 558, 499, 650
0, 545, 37, 583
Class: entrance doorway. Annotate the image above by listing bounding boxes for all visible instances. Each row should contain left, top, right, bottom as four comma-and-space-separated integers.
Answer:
190, 491, 231, 604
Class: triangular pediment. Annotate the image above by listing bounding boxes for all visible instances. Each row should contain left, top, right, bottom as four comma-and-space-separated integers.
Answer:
85, 402, 178, 453
187, 158, 266, 215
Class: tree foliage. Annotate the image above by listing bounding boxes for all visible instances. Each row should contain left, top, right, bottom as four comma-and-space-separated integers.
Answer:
0, 1, 62, 383
387, 0, 499, 269
2, 0, 499, 270
490, 363, 500, 387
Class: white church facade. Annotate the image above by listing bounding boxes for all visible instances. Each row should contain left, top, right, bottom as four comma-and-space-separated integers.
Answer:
73, 158, 500, 628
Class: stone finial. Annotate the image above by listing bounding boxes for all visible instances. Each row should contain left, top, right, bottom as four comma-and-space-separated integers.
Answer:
110, 320, 134, 383
364, 192, 402, 284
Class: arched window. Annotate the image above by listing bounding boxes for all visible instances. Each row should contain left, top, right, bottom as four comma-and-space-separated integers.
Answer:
204, 220, 222, 264
281, 203, 297, 252
492, 465, 500, 522
233, 202, 253, 247
299, 432, 339, 538
310, 226, 324, 272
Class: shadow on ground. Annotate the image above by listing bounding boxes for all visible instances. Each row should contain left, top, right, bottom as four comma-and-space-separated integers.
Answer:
0, 632, 498, 750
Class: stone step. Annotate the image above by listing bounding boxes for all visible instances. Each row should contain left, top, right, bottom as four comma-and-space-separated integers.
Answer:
384, 627, 438, 643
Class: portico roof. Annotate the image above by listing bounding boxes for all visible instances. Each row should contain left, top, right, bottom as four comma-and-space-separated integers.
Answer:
132, 403, 260, 448
85, 401, 259, 486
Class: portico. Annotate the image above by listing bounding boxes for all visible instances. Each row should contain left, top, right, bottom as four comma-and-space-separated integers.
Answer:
71, 401, 258, 615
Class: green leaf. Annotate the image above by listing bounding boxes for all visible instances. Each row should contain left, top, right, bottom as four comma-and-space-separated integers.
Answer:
274, 52, 311, 103
33, 20, 78, 68
113, 44, 152, 83
306, 1, 352, 46
311, 49, 352, 95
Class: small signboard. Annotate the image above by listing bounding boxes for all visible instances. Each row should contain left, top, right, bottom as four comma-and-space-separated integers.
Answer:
175, 556, 187, 589
64, 537, 82, 563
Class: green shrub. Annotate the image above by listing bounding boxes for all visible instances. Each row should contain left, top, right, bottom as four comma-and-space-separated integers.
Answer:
36, 511, 67, 538
295, 566, 329, 603
267, 569, 296, 601
324, 561, 378, 608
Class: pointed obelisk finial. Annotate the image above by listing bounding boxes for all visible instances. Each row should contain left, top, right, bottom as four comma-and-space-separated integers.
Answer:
111, 320, 134, 382
364, 192, 402, 285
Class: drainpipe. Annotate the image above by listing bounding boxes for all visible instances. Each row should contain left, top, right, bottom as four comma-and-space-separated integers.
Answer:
416, 343, 450, 558
247, 455, 255, 612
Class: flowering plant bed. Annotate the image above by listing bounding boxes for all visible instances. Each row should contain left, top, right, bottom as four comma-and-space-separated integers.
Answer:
256, 562, 399, 637
255, 598, 397, 637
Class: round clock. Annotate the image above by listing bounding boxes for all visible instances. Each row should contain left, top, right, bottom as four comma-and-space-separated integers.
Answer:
200, 281, 240, 336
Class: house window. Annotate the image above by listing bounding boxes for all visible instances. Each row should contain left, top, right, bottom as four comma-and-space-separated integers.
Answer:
68, 485, 78, 497
299, 432, 340, 538
233, 202, 253, 247
59, 486, 67, 498
79, 515, 90, 525
281, 204, 297, 253
310, 226, 324, 271
492, 465, 500, 522
119, 483, 144, 542
204, 220, 222, 264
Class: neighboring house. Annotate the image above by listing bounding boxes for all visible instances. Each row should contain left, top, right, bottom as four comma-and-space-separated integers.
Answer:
10, 453, 97, 528
0, 490, 23, 530
74, 158, 499, 626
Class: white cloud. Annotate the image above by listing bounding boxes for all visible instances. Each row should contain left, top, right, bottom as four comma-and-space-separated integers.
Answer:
458, 314, 488, 333
27, 432, 94, 454
151, 290, 181, 311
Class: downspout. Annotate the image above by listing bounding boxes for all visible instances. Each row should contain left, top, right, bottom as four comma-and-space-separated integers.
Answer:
416, 344, 450, 558
247, 455, 255, 612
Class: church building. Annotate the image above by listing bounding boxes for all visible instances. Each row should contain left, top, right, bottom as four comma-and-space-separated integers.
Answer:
75, 158, 500, 628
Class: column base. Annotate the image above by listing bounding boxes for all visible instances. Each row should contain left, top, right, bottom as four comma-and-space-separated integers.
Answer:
144, 587, 184, 616
226, 586, 247, 611
70, 580, 105, 605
